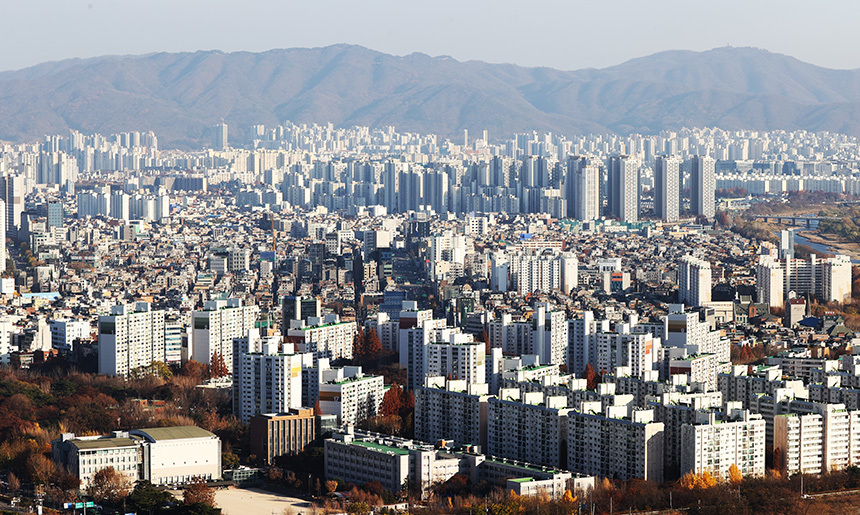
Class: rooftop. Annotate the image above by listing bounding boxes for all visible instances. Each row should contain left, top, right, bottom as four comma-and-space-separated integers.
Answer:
352, 440, 410, 455
132, 426, 216, 441
69, 437, 137, 450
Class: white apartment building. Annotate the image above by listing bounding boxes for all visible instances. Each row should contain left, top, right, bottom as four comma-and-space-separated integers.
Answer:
399, 319, 464, 390
426, 330, 486, 385
288, 314, 357, 362
487, 389, 569, 469
192, 298, 258, 371
569, 158, 600, 222
691, 155, 716, 218
756, 257, 785, 309
234, 338, 312, 424
318, 367, 384, 427
782, 254, 852, 303
678, 255, 712, 307
489, 306, 568, 367
49, 318, 90, 352
654, 155, 681, 222
773, 412, 824, 475
668, 353, 722, 392
680, 409, 766, 480
98, 303, 166, 377
414, 377, 489, 448
663, 306, 729, 362
567, 402, 664, 482
595, 330, 657, 379
504, 251, 578, 296
567, 311, 610, 376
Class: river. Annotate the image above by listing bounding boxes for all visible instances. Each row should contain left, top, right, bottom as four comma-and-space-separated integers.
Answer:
793, 233, 860, 264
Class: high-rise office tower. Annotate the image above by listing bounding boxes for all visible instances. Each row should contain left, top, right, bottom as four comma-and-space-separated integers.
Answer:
654, 156, 681, 222
690, 155, 716, 218
98, 303, 166, 377
607, 155, 639, 222
213, 123, 228, 150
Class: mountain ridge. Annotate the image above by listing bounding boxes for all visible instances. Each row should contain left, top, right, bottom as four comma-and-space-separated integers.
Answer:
1, 44, 859, 149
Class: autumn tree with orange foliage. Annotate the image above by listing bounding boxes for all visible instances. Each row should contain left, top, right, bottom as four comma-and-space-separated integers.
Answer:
88, 467, 131, 505
677, 471, 718, 490
729, 464, 743, 485
379, 383, 404, 416
583, 363, 598, 390
352, 327, 365, 361
183, 476, 216, 507
207, 350, 230, 379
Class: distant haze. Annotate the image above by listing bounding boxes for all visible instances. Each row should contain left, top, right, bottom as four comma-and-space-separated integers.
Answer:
2, 45, 860, 148
2, 0, 860, 72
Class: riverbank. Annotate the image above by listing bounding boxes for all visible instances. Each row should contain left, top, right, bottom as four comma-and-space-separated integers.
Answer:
797, 231, 860, 261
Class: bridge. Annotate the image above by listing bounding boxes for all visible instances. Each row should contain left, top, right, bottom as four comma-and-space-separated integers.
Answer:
751, 214, 842, 228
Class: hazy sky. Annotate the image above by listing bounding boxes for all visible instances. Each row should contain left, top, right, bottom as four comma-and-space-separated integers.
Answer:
2, 0, 859, 72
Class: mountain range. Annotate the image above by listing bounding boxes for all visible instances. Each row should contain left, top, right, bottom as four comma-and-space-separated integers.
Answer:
2, 44, 860, 149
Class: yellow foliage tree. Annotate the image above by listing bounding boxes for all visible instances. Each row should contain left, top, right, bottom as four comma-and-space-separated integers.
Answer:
677, 471, 719, 490
562, 489, 577, 503
600, 477, 613, 491
677, 472, 699, 490
728, 464, 743, 485
699, 471, 718, 488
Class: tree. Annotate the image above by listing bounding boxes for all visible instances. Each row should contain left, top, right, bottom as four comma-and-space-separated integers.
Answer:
150, 361, 173, 380
347, 501, 371, 515
26, 453, 57, 485
771, 447, 783, 475
353, 327, 366, 361
7, 472, 20, 492
180, 360, 206, 383
365, 329, 383, 360
128, 480, 176, 515
379, 383, 404, 417
562, 489, 577, 503
207, 351, 229, 379
325, 480, 338, 494
88, 467, 131, 505
729, 463, 743, 485
222, 452, 240, 470
184, 476, 216, 507
583, 363, 598, 390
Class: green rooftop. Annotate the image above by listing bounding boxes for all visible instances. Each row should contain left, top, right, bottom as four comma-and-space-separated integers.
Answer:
132, 426, 215, 441
484, 457, 559, 475
70, 437, 137, 450
353, 440, 410, 455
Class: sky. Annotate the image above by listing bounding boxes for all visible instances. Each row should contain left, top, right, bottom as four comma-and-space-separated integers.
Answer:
1, 0, 859, 72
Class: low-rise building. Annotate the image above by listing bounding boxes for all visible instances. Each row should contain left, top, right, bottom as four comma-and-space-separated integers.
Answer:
249, 408, 317, 465
52, 426, 221, 488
